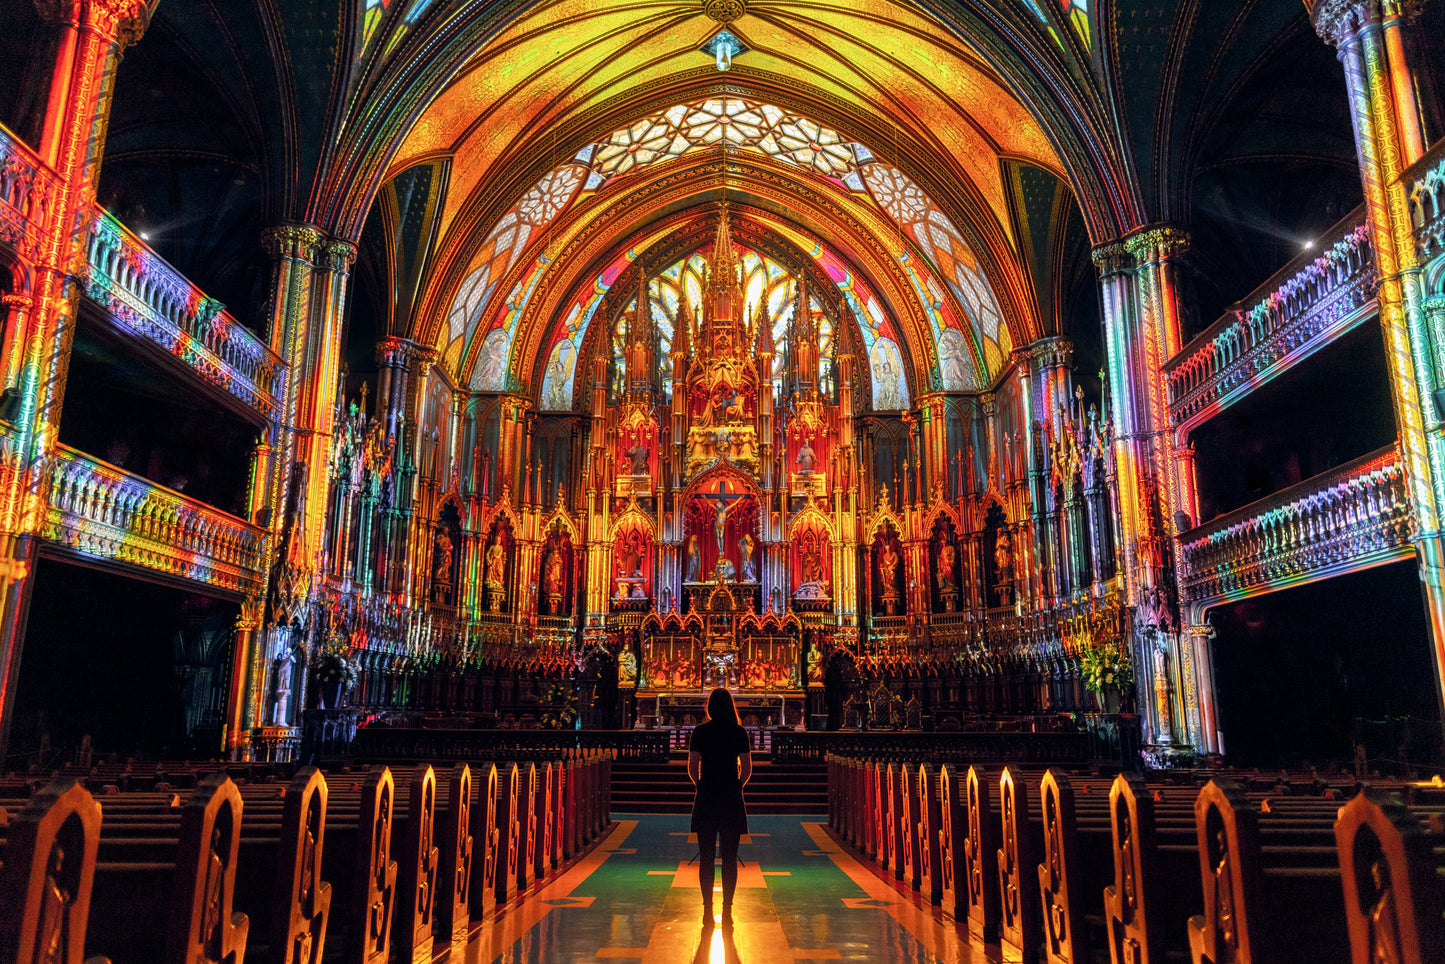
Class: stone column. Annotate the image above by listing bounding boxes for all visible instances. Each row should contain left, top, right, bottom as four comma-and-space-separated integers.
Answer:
1094, 226, 1205, 753
1315, 0, 1445, 721
249, 224, 355, 757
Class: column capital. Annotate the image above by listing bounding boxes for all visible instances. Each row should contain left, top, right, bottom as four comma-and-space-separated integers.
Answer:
1123, 224, 1190, 263
376, 335, 437, 372
319, 238, 357, 273
260, 223, 328, 262
1308, 0, 1424, 45
1024, 335, 1073, 371
35, 0, 156, 49
1090, 241, 1132, 275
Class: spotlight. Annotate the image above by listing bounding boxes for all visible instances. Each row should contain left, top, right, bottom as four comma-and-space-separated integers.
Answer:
1302, 239, 1314, 250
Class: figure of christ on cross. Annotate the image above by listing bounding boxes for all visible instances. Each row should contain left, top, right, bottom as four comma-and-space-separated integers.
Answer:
702, 481, 747, 556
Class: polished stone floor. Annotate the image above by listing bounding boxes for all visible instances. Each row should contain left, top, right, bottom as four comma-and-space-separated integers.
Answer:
458, 814, 990, 963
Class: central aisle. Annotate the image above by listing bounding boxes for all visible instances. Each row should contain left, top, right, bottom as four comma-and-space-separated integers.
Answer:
463, 814, 990, 963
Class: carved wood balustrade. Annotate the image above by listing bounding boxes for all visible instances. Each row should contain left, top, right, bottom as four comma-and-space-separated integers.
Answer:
1164, 207, 1376, 432
42, 443, 266, 595
82, 209, 285, 421
0, 125, 57, 257
1178, 444, 1413, 607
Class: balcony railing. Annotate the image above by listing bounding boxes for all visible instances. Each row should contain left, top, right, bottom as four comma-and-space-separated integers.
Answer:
83, 209, 284, 421
42, 444, 267, 596
1165, 208, 1376, 432
1178, 445, 1413, 606
1406, 139, 1445, 257
0, 125, 58, 256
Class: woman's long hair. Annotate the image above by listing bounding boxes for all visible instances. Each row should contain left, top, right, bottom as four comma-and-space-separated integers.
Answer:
705, 687, 742, 728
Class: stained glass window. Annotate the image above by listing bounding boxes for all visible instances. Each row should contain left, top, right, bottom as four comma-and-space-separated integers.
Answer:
447, 98, 1006, 395
1060, 0, 1090, 49
587, 98, 856, 184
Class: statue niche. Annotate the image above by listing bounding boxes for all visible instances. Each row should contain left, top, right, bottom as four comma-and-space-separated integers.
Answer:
482, 519, 514, 613
538, 524, 574, 617
793, 525, 831, 607
984, 502, 1013, 607
872, 525, 905, 617
931, 516, 961, 613
681, 475, 759, 614
611, 527, 650, 607
430, 503, 462, 608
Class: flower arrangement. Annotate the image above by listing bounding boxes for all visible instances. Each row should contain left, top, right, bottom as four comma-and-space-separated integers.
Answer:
1080, 644, 1133, 694
312, 648, 359, 687
538, 682, 580, 729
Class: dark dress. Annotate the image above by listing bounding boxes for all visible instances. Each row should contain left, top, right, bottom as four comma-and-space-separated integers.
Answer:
689, 720, 750, 835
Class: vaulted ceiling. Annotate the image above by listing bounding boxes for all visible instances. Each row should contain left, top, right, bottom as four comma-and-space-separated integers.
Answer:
0, 0, 1354, 409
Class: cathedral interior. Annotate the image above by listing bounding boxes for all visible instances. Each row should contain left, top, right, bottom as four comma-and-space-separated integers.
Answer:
0, 0, 1442, 778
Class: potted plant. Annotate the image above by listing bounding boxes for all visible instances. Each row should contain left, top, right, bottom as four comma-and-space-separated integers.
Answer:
1080, 644, 1133, 713
312, 647, 359, 710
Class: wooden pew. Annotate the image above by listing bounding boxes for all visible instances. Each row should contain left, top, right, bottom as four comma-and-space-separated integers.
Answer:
469, 763, 499, 924
494, 763, 522, 905
436, 763, 473, 944
348, 766, 398, 964
271, 767, 330, 964
885, 762, 902, 881
997, 766, 1042, 963
392, 764, 439, 962
939, 763, 965, 921
1183, 779, 1348, 963
1037, 769, 1088, 964
917, 763, 943, 905
899, 762, 919, 891
1334, 789, 1445, 964
84, 773, 252, 964
0, 778, 105, 964
533, 761, 554, 882
1103, 773, 1166, 964
963, 765, 1002, 946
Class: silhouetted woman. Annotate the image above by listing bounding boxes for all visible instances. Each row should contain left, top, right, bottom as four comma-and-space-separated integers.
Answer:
688, 687, 752, 929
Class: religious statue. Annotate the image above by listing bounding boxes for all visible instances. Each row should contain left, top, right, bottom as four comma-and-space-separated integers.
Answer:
879, 541, 900, 592
432, 529, 452, 581
269, 644, 296, 725
543, 550, 564, 613
618, 648, 638, 687
485, 536, 506, 588
796, 438, 816, 474
879, 539, 901, 615
713, 499, 730, 554
625, 441, 649, 476
685, 535, 703, 582
937, 542, 958, 591
1153, 642, 1173, 743
739, 533, 757, 582
806, 641, 824, 685
994, 527, 1013, 605
797, 544, 829, 600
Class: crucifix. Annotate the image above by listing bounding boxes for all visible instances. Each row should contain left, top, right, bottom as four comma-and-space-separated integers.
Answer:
702, 479, 746, 555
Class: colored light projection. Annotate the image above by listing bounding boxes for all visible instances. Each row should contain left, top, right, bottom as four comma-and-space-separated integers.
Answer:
442, 97, 1008, 397
611, 249, 835, 405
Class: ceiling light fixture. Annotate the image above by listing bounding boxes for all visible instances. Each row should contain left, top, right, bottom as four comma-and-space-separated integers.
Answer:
701, 28, 747, 72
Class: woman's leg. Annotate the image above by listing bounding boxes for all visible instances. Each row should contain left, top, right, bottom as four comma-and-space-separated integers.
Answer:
719, 830, 741, 921
698, 829, 717, 920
